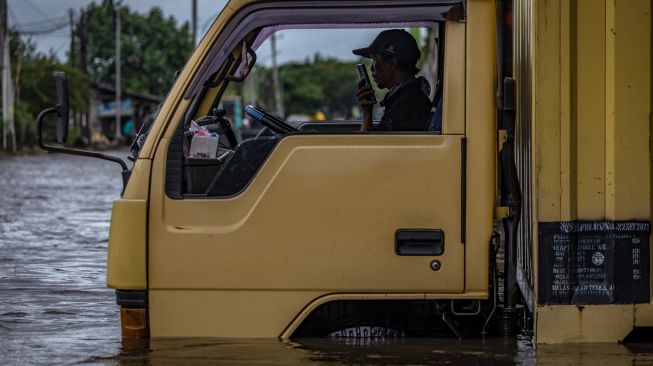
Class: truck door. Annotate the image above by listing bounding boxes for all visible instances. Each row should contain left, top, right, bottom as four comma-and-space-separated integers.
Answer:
148, 133, 465, 336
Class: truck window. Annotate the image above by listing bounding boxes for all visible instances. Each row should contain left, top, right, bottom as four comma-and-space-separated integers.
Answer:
165, 5, 459, 199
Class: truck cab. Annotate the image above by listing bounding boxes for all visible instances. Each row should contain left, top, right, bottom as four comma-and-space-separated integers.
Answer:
106, 0, 497, 339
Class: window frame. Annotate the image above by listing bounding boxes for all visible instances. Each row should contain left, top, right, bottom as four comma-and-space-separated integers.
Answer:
167, 0, 464, 199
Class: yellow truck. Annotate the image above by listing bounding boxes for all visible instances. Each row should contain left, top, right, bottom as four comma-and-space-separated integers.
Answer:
37, 0, 653, 344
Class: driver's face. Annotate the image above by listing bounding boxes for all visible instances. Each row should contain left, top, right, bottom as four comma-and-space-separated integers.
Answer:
370, 53, 392, 89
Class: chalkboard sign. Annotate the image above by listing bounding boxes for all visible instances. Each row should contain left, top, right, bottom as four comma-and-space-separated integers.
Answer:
538, 221, 650, 305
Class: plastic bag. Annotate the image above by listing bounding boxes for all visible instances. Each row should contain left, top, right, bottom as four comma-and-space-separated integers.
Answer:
188, 121, 220, 158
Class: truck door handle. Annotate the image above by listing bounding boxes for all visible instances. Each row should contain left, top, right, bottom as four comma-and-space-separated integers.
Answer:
395, 229, 444, 256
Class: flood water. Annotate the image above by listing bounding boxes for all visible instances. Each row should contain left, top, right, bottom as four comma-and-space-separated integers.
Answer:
1, 151, 653, 365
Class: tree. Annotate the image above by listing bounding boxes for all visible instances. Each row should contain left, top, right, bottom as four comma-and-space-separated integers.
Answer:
9, 33, 88, 148
252, 55, 366, 119
79, 0, 193, 97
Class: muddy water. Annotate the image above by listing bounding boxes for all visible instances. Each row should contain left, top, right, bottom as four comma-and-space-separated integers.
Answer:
1, 151, 123, 365
1, 151, 652, 365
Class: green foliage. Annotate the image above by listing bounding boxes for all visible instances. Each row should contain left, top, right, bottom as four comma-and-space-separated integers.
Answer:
3, 0, 193, 151
13, 101, 36, 148
80, 0, 193, 96
254, 55, 367, 119
8, 33, 88, 149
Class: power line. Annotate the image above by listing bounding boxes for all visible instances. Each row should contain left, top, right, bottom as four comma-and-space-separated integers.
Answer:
6, 0, 69, 36
31, 32, 70, 39
21, 0, 48, 20
12, 18, 68, 35
13, 14, 68, 29
6, 2, 18, 28
9, 11, 69, 35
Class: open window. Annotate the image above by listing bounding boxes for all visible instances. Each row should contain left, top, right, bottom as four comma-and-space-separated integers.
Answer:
166, 1, 464, 198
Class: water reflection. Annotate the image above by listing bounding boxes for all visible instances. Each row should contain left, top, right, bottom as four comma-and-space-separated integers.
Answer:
1, 151, 652, 365
113, 337, 527, 365
111, 337, 653, 365
536, 343, 653, 366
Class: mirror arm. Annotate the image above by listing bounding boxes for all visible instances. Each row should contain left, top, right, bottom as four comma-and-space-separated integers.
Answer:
37, 107, 131, 191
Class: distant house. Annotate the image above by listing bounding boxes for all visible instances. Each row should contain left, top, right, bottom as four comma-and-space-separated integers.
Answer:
89, 84, 162, 141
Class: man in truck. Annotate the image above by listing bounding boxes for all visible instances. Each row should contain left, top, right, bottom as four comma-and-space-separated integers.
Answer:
354, 29, 432, 132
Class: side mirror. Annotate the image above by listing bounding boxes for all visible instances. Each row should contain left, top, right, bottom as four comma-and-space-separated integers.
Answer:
53, 71, 69, 143
36, 71, 130, 193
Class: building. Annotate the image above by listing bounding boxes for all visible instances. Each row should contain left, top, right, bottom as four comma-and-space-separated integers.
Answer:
89, 84, 162, 142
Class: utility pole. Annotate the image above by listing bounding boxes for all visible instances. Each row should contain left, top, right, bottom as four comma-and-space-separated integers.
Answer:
270, 33, 283, 117
247, 67, 257, 107
1, 0, 15, 152
191, 0, 197, 46
114, 2, 122, 140
69, 9, 75, 67
80, 10, 88, 75
80, 9, 90, 143
69, 8, 77, 130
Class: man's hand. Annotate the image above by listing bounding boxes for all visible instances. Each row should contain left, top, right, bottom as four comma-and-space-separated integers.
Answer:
356, 79, 376, 113
357, 79, 376, 132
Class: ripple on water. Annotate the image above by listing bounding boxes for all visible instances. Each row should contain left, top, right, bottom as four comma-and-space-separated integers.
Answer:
0, 151, 125, 365
0, 214, 19, 223
42, 308, 76, 316
1, 311, 29, 317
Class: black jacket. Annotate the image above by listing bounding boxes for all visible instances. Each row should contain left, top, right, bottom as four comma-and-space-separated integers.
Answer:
374, 78, 431, 131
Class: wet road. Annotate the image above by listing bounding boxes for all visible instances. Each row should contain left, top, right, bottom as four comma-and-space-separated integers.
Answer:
1, 151, 122, 365
1, 151, 653, 365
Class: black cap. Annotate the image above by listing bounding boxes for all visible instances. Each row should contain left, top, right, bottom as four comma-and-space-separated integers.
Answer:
353, 29, 421, 68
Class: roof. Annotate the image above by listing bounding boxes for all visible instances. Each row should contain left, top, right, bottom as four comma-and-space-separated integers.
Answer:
91, 83, 163, 104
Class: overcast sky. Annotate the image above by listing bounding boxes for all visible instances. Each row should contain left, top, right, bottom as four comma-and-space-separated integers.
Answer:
8, 0, 381, 66
9, 0, 226, 57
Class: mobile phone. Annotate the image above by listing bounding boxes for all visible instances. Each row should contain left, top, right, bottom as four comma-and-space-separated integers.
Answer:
356, 63, 376, 103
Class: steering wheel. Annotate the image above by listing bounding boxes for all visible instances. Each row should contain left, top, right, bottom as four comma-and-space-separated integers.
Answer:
245, 105, 298, 134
